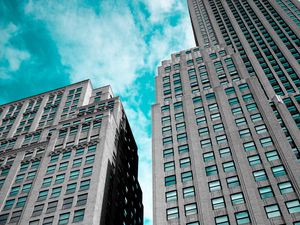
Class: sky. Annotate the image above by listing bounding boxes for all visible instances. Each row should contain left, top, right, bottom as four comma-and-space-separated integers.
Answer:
0, 0, 194, 224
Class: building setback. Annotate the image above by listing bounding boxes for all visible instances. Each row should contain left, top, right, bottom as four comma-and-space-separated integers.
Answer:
152, 0, 300, 225
0, 80, 143, 225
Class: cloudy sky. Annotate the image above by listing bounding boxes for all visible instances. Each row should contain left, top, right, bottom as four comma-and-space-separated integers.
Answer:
0, 0, 194, 224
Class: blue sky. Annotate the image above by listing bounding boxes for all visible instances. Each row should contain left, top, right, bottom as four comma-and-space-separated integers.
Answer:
0, 0, 194, 224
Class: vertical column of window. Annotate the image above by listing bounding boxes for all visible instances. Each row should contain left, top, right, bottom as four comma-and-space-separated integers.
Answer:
0, 105, 22, 138
237, 0, 300, 93
198, 64, 211, 90
213, 60, 227, 85
162, 72, 171, 100
16, 101, 39, 134
38, 94, 60, 127
283, 97, 300, 129
226, 0, 286, 95
270, 102, 300, 162
209, 0, 257, 77
61, 88, 81, 120
173, 63, 183, 98
276, 0, 300, 26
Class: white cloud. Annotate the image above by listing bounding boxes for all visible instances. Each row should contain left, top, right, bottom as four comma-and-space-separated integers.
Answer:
0, 23, 30, 78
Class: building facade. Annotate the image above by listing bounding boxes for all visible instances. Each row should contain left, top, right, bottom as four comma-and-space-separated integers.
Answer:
152, 0, 300, 224
0, 80, 143, 225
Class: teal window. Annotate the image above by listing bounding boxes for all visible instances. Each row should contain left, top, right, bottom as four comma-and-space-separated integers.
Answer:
235, 118, 246, 126
265, 150, 279, 161
50, 154, 59, 163
20, 163, 29, 172
194, 107, 204, 115
83, 167, 93, 177
55, 174, 65, 184
175, 112, 184, 121
70, 170, 80, 180
59, 162, 68, 171
66, 183, 76, 194
219, 147, 231, 157
16, 196, 27, 208
205, 165, 217, 176
181, 171, 193, 182
203, 152, 215, 162
80, 180, 90, 191
163, 137, 172, 145
38, 190, 48, 201
164, 161, 175, 172
4, 199, 15, 210
250, 113, 262, 122
31, 160, 40, 169
208, 180, 221, 192
272, 165, 286, 177
76, 194, 88, 206
255, 124, 268, 134
174, 102, 183, 110
265, 204, 281, 218
227, 176, 240, 188
223, 161, 235, 172
258, 186, 274, 199
58, 212, 70, 225
73, 209, 85, 222
212, 197, 225, 209
46, 165, 56, 174
242, 93, 254, 102
239, 129, 251, 138
253, 170, 267, 181
183, 186, 195, 198
208, 103, 218, 111
42, 177, 52, 187
216, 135, 227, 144
177, 133, 187, 141
62, 151, 71, 160
246, 103, 257, 111
238, 83, 249, 91
193, 96, 202, 104
88, 145, 97, 153
196, 117, 206, 125
206, 93, 216, 100
278, 182, 294, 194
180, 157, 191, 167
73, 158, 82, 167
201, 139, 212, 148
199, 127, 209, 136
162, 116, 171, 125
243, 141, 256, 151
215, 215, 229, 225
213, 123, 224, 132
248, 155, 261, 166
286, 200, 300, 214
51, 187, 62, 198
229, 97, 239, 106
166, 191, 177, 202
225, 87, 235, 95
211, 113, 221, 121
231, 193, 244, 205
27, 171, 36, 180
85, 155, 95, 164
161, 105, 170, 112
22, 183, 32, 193
9, 186, 20, 196
178, 145, 189, 154
232, 107, 242, 115
163, 148, 174, 157
165, 176, 176, 186
235, 211, 250, 224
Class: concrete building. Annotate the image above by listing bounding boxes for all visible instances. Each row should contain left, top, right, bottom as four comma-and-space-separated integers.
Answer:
0, 80, 143, 225
152, 0, 300, 224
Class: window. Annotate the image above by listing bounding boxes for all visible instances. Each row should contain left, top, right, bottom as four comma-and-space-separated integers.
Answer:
9, 210, 22, 223
187, 222, 200, 225
260, 137, 273, 147
196, 117, 206, 125
227, 176, 240, 188
51, 187, 62, 198
182, 186, 195, 199
232, 107, 242, 115
62, 151, 71, 160
0, 214, 9, 224
80, 180, 90, 191
43, 216, 54, 225
272, 165, 286, 177
4, 199, 15, 210
211, 113, 221, 121
199, 127, 209, 136
162, 116, 171, 125
250, 113, 262, 122
83, 167, 93, 177
27, 171, 36, 180
166, 191, 177, 202
223, 161, 235, 172
258, 186, 274, 199
73, 209, 85, 222
235, 118, 246, 126
175, 112, 184, 121
265, 204, 281, 218
201, 139, 212, 148
73, 158, 82, 167
278, 181, 294, 194
235, 211, 250, 224
180, 157, 191, 167
58, 212, 70, 225
219, 147, 231, 157
248, 155, 261, 166
206, 165, 217, 176
243, 141, 256, 151
66, 183, 76, 194
42, 177, 52, 187
166, 207, 179, 220
255, 125, 268, 134
59, 162, 68, 171
208, 103, 218, 111
181, 171, 193, 182
185, 203, 197, 215
62, 197, 73, 209
85, 155, 95, 164
206, 93, 215, 100
225, 87, 235, 95
70, 170, 80, 180
212, 197, 225, 209
286, 200, 300, 214
55, 174, 65, 184
265, 150, 279, 161
163, 137, 172, 145
239, 129, 251, 138
164, 161, 175, 171
229, 97, 239, 106
163, 148, 174, 157
16, 196, 27, 208
88, 145, 97, 153
22, 183, 32, 193
46, 165, 56, 174
165, 175, 176, 186
216, 135, 227, 144
46, 201, 58, 213
194, 107, 204, 115
203, 152, 214, 162
238, 83, 249, 91
29, 220, 39, 225
193, 96, 202, 104
215, 215, 229, 225
208, 180, 221, 192
253, 170, 267, 181
38, 190, 48, 201
231, 193, 244, 205
9, 186, 20, 196
77, 193, 88, 206
246, 103, 257, 111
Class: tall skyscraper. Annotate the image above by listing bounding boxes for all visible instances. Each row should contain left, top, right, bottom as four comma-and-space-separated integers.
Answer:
0, 80, 143, 225
152, 1, 300, 224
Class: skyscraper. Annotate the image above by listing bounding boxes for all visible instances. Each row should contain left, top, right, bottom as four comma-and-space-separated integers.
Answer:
0, 80, 143, 225
152, 1, 300, 224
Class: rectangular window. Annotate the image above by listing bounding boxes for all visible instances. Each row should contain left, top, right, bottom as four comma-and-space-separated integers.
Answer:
203, 152, 215, 162
246, 103, 257, 111
250, 113, 262, 122
216, 135, 227, 144
165, 175, 176, 186
272, 165, 286, 177
260, 137, 273, 147
253, 170, 268, 181
208, 103, 218, 112
232, 107, 242, 115
163, 137, 173, 145
164, 161, 175, 171
4, 199, 15, 210
83, 167, 93, 177
239, 129, 251, 138
278, 181, 294, 194
211, 113, 221, 121
183, 186, 195, 198
219, 147, 231, 157
175, 112, 184, 121
70, 170, 80, 180
201, 139, 212, 148
85, 155, 95, 164
235, 118, 246, 126
38, 190, 48, 201
163, 148, 174, 157
199, 127, 209, 136
16, 196, 27, 208
59, 162, 68, 171
212, 197, 225, 209
73, 209, 85, 222
231, 193, 245, 205
46, 201, 58, 213
42, 177, 52, 187
286, 200, 300, 214
55, 174, 65, 184
185, 203, 198, 216
194, 107, 204, 115
51, 187, 62, 198
223, 161, 235, 172
177, 133, 187, 142
205, 165, 217, 176
227, 176, 240, 188
208, 180, 221, 192
76, 193, 88, 206
243, 141, 256, 151
258, 186, 274, 199
166, 207, 179, 220
265, 150, 279, 161
58, 212, 70, 225
66, 183, 76, 194
62, 197, 73, 210
248, 155, 261, 166
80, 180, 90, 191
215, 215, 229, 225
88, 145, 97, 153
196, 117, 206, 125
180, 157, 191, 167
255, 124, 268, 134
265, 204, 281, 218
166, 190, 177, 202
181, 171, 193, 182
235, 211, 250, 224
